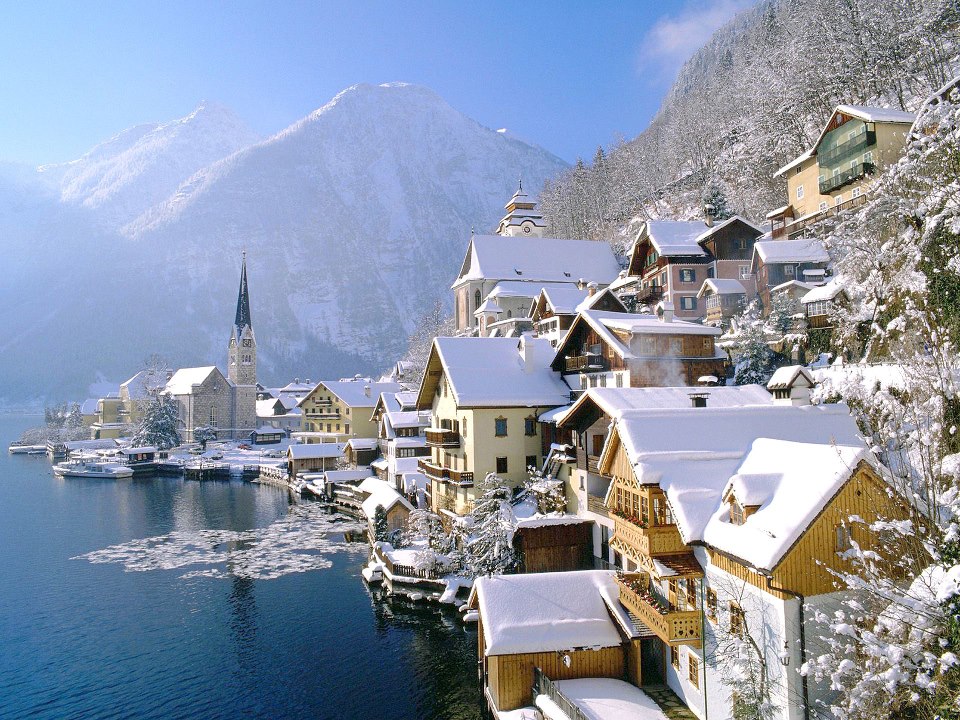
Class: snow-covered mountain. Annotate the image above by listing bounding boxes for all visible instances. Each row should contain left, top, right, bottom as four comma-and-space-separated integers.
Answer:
0, 83, 567, 402
37, 102, 260, 226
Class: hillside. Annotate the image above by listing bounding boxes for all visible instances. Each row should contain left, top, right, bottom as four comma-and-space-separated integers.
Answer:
541, 0, 959, 244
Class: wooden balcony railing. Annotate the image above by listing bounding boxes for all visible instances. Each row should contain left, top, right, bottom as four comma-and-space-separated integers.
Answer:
586, 493, 609, 517
617, 573, 701, 646
576, 452, 602, 474
425, 428, 460, 448
417, 459, 473, 485
564, 354, 609, 373
612, 515, 686, 557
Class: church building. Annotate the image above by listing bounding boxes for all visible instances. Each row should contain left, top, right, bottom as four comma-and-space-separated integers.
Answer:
165, 254, 259, 441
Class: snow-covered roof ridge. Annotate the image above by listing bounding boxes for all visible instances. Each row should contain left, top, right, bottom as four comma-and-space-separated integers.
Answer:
321, 379, 404, 408
697, 278, 746, 298
360, 477, 413, 518
694, 215, 763, 245
470, 570, 636, 656
753, 237, 829, 264
835, 104, 916, 124
431, 336, 571, 408
802, 276, 847, 304
165, 366, 219, 395
454, 234, 621, 287
644, 219, 709, 257
767, 365, 815, 391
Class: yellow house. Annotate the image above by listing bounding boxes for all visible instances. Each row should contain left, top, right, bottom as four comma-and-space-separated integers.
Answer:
414, 336, 571, 516
90, 395, 126, 439
769, 104, 914, 240
298, 378, 403, 443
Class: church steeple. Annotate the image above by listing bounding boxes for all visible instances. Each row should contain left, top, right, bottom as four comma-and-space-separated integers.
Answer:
228, 251, 257, 386
497, 179, 546, 237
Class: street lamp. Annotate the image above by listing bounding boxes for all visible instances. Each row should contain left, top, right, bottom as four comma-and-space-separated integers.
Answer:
780, 640, 791, 667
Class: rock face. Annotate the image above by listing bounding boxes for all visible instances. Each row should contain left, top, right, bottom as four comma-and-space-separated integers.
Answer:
1, 83, 568, 402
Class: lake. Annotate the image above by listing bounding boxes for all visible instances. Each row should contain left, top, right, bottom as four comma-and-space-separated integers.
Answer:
0, 415, 481, 720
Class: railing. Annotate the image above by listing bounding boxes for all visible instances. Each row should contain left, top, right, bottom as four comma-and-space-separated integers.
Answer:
776, 192, 868, 240
564, 354, 608, 373
586, 493, 609, 517
425, 428, 460, 448
612, 515, 686, 556
817, 129, 875, 168
374, 546, 439, 580
617, 573, 701, 646
820, 161, 875, 194
417, 459, 473, 485
576, 452, 602, 474
532, 668, 589, 720
312, 411, 341, 420
634, 285, 665, 304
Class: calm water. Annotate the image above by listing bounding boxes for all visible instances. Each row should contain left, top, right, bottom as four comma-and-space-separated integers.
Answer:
0, 415, 481, 720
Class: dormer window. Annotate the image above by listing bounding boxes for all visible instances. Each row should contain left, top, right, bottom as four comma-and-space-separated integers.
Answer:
730, 499, 745, 525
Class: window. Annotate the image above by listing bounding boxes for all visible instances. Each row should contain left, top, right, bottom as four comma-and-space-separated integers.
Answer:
680, 268, 696, 283
739, 265, 751, 279
836, 195, 843, 206
819, 201, 828, 211
688, 654, 700, 689
660, 271, 667, 288
670, 337, 683, 355
494, 417, 507, 437
685, 579, 697, 609
599, 374, 607, 387
474, 289, 481, 311
795, 166, 802, 176
796, 185, 804, 200
706, 588, 718, 622
671, 645, 680, 669
737, 237, 747, 250
345, 424, 350, 433
615, 373, 624, 388
397, 448, 419, 458
818, 174, 825, 185
730, 500, 745, 525
496, 456, 508, 474
526, 455, 537, 471
835, 523, 853, 552
864, 150, 874, 164
702, 337, 712, 351
783, 265, 795, 277
638, 336, 655, 355
852, 186, 862, 198
524, 417, 536, 436
463, 417, 468, 435
730, 602, 745, 637
679, 296, 697, 311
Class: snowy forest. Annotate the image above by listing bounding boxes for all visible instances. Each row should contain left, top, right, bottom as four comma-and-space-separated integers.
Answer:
541, 0, 959, 247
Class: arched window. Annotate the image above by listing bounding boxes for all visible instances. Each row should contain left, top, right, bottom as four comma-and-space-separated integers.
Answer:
475, 289, 482, 311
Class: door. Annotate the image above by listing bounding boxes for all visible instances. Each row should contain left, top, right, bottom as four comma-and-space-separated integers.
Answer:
641, 638, 665, 686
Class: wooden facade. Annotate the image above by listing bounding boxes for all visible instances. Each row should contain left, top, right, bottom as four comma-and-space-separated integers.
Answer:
514, 521, 593, 574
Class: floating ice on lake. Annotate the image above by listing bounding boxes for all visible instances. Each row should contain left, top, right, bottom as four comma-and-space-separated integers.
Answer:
73, 503, 367, 580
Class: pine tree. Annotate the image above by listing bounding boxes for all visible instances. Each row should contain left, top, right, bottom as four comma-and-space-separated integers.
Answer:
730, 301, 778, 385
373, 505, 389, 543
702, 180, 733, 221
193, 426, 217, 450
130, 392, 182, 450
466, 474, 518, 577
66, 403, 83, 429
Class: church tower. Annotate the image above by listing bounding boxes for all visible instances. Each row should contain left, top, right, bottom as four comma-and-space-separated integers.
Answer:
496, 180, 546, 237
228, 252, 257, 387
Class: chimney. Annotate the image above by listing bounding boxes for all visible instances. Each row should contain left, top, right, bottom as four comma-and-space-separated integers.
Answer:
689, 393, 709, 408
364, 385, 371, 398
518, 334, 537, 372
587, 281, 598, 297
704, 203, 715, 227
657, 299, 675, 323
577, 278, 586, 290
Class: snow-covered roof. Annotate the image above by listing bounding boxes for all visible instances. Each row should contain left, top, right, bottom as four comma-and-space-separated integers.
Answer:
535, 285, 591, 315
470, 570, 636, 656
770, 279, 819, 295
765, 204, 792, 219
552, 679, 669, 720
488, 280, 577, 300
753, 238, 829, 264
767, 365, 815, 391
257, 398, 284, 418
608, 403, 870, 571
322, 379, 404, 408
360, 478, 413, 518
422, 336, 571, 409
454, 235, 621, 288
80, 398, 100, 415
120, 446, 157, 455
287, 442, 345, 459
165, 366, 219, 395
279, 380, 316, 393
121, 369, 170, 400
322, 469, 369, 484
475, 299, 503, 314
835, 104, 916, 124
802, 277, 846, 303
694, 215, 763, 245
559, 385, 774, 427
393, 456, 424, 475
347, 438, 379, 450
697, 278, 746, 298
643, 220, 709, 257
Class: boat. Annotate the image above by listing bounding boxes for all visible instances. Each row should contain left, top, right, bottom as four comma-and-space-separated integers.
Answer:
53, 461, 134, 479
8, 444, 46, 455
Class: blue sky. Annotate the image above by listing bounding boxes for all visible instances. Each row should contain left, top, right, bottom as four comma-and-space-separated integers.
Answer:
0, 0, 753, 165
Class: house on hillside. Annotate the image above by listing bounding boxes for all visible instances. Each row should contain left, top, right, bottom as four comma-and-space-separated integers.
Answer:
594, 388, 912, 719
451, 188, 621, 334
297, 378, 403, 443
751, 238, 830, 312
550, 308, 725, 391
530, 285, 627, 347
414, 335, 571, 517
768, 104, 914, 240
696, 278, 747, 326
613, 216, 761, 320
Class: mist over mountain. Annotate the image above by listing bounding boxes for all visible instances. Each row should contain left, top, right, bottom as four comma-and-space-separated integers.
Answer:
0, 83, 568, 403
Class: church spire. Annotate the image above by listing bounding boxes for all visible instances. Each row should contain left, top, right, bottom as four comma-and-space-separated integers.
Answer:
235, 250, 252, 337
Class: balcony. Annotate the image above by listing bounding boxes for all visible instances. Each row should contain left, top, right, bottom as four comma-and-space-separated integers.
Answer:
612, 515, 686, 557
586, 493, 609, 517
576, 452, 602, 475
312, 412, 341, 420
617, 573, 701, 646
817, 129, 875, 169
425, 428, 460, 448
417, 459, 473, 485
564, 354, 609, 373
634, 284, 665, 304
820, 161, 875, 194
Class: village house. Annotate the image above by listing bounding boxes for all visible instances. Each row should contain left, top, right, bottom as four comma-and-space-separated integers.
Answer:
451, 188, 621, 335
297, 378, 403, 443
593, 387, 911, 719
613, 216, 761, 320
751, 237, 831, 312
696, 278, 747, 327
286, 442, 346, 480
550, 307, 726, 391
90, 393, 126, 439
414, 335, 571, 517
358, 477, 413, 540
530, 285, 627, 347
767, 104, 915, 240
370, 390, 430, 495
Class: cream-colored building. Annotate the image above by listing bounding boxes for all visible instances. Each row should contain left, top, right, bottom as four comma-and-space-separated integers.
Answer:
769, 104, 914, 239
414, 335, 571, 516
298, 378, 403, 443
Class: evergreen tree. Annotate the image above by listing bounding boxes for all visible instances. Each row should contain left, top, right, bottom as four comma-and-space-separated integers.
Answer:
702, 180, 733, 221
373, 505, 389, 543
130, 392, 182, 450
193, 426, 217, 450
730, 301, 778, 385
466, 474, 518, 577
66, 403, 83, 429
